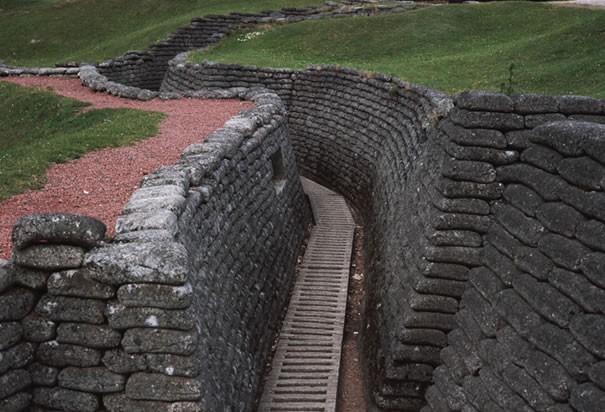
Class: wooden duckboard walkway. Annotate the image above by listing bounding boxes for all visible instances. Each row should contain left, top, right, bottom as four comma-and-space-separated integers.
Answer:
258, 178, 355, 412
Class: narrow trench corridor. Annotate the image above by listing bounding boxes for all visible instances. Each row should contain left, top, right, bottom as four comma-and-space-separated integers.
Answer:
258, 178, 357, 412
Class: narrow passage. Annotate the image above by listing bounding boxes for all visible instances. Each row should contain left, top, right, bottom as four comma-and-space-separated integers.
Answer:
259, 178, 355, 412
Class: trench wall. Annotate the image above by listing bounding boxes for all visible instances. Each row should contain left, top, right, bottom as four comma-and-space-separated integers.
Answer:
423, 97, 605, 412
0, 89, 311, 412
94, 1, 423, 92
162, 59, 605, 411
162, 60, 469, 410
2, 2, 605, 410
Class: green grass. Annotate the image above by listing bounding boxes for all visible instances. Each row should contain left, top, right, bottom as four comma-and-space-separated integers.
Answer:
191, 2, 605, 97
0, 0, 324, 66
0, 81, 164, 200
0, 0, 64, 10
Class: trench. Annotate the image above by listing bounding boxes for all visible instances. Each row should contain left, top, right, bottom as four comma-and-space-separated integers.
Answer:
258, 178, 356, 412
4, 3, 602, 411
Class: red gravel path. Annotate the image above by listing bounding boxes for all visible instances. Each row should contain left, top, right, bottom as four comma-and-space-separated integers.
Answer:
0, 77, 251, 259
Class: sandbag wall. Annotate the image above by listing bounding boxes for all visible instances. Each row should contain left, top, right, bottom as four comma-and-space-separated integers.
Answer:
0, 89, 311, 412
286, 67, 476, 412
165, 89, 311, 411
422, 95, 605, 412
163, 60, 605, 411
96, 14, 245, 91
96, 2, 420, 92
162, 60, 483, 410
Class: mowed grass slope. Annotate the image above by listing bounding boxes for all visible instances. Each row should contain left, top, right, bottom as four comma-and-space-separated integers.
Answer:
192, 2, 605, 97
0, 81, 164, 200
0, 0, 324, 66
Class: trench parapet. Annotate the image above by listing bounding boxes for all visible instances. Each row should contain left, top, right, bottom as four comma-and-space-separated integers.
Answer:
0, 88, 311, 412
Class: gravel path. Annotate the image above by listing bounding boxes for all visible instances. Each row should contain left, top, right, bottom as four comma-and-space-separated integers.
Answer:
0, 77, 251, 259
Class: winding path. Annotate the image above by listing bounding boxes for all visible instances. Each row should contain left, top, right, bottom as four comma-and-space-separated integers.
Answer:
259, 178, 355, 412
0, 77, 251, 258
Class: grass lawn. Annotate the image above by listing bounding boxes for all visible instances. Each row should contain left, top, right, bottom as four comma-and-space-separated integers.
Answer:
191, 2, 605, 97
0, 0, 324, 66
0, 81, 164, 200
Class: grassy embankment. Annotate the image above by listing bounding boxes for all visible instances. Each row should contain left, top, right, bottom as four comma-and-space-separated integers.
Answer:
191, 2, 605, 97
0, 0, 324, 66
0, 81, 164, 200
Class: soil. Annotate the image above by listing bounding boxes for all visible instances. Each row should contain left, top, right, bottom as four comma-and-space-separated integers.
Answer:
338, 223, 367, 412
0, 76, 251, 259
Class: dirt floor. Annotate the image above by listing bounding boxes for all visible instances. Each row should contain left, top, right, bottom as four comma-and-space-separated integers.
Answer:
337, 223, 367, 412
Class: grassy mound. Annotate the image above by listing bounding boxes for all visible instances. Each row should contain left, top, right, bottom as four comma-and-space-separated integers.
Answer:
0, 81, 164, 200
0, 0, 324, 66
191, 2, 605, 97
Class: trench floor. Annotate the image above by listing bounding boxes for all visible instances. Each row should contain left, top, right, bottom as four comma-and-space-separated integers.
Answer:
258, 178, 356, 412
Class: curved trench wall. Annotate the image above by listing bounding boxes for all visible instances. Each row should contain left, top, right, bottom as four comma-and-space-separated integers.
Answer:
287, 68, 463, 411
0, 89, 311, 411
422, 107, 605, 412
163, 60, 605, 411
95, 1, 423, 92
2, 3, 605, 410
163, 60, 475, 410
